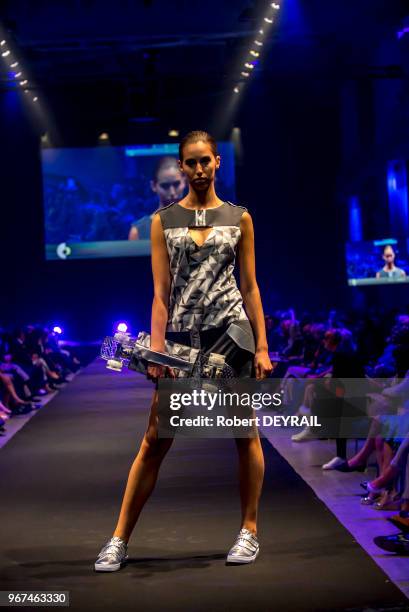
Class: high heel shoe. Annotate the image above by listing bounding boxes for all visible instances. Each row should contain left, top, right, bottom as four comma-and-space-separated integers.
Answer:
334, 459, 367, 473
360, 482, 384, 505
374, 490, 402, 511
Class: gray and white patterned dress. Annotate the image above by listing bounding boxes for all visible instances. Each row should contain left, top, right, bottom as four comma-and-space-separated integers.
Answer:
155, 200, 256, 377
156, 200, 251, 330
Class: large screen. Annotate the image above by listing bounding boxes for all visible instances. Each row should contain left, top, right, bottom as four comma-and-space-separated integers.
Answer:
41, 142, 236, 260
346, 238, 409, 286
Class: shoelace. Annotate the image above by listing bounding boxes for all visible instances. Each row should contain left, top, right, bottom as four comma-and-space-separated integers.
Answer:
99, 539, 126, 558
234, 530, 258, 551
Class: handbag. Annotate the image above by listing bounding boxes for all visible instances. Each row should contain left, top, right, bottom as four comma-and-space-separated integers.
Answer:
100, 330, 236, 379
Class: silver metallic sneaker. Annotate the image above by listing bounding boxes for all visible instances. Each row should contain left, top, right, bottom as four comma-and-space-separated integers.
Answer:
94, 536, 129, 572
226, 528, 259, 564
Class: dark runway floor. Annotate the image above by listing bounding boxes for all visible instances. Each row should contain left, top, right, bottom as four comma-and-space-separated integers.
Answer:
1, 360, 408, 612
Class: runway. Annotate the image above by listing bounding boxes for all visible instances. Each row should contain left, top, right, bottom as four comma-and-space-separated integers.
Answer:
0, 359, 407, 612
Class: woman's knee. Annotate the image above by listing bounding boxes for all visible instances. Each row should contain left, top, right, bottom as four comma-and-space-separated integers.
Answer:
141, 424, 173, 460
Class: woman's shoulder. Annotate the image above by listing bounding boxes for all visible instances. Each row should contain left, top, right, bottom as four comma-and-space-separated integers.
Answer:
225, 200, 248, 213
220, 201, 250, 227
152, 201, 178, 217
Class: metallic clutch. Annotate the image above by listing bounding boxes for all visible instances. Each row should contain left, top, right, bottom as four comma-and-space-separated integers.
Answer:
100, 330, 234, 379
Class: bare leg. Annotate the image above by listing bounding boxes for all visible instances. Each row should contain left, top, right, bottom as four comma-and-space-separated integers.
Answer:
380, 441, 394, 474
348, 419, 381, 467
234, 431, 265, 537
370, 463, 399, 489
113, 391, 174, 543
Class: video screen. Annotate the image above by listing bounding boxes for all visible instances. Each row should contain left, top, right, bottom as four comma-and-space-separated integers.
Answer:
346, 238, 409, 286
41, 142, 236, 260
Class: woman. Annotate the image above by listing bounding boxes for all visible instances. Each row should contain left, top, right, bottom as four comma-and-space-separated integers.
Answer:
95, 130, 273, 571
128, 156, 187, 240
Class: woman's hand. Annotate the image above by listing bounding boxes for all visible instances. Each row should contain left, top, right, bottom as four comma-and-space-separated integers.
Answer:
146, 363, 175, 382
254, 350, 274, 380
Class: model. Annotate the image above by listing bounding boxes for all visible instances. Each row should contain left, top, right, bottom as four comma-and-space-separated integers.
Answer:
95, 130, 273, 571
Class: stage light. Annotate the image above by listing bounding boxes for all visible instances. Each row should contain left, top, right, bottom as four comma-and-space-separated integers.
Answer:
254, 40, 263, 46
0, 40, 6, 46
264, 17, 273, 23
397, 26, 409, 40
98, 132, 109, 142
15, 71, 22, 77
33, 97, 38, 101
271, 3, 280, 9
53, 326, 63, 335
244, 62, 255, 69
233, 87, 240, 93
19, 80, 28, 86
168, 129, 179, 137
241, 71, 250, 77
117, 322, 128, 333
259, 29, 264, 35
1, 49, 10, 57
250, 50, 260, 57
10, 61, 18, 67
24, 89, 29, 93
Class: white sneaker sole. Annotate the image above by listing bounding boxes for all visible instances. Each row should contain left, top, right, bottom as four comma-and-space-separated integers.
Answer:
94, 554, 129, 572
226, 547, 259, 564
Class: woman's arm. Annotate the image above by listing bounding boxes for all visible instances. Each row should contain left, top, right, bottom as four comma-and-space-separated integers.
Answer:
238, 211, 273, 379
150, 213, 171, 352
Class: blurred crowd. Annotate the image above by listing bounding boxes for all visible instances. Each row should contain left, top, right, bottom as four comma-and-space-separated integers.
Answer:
0, 325, 81, 435
265, 306, 409, 555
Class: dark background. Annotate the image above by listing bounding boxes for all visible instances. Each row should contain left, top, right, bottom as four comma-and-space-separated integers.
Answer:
1, 0, 409, 339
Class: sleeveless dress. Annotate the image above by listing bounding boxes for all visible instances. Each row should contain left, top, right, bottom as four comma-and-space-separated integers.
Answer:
155, 200, 256, 378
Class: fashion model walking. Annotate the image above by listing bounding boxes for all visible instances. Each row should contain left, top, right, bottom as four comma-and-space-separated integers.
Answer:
95, 130, 273, 571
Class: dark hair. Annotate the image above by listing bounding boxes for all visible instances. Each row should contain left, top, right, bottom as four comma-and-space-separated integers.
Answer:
178, 130, 218, 162
153, 156, 180, 182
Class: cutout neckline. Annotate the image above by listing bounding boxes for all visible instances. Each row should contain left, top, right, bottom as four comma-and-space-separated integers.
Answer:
187, 227, 214, 249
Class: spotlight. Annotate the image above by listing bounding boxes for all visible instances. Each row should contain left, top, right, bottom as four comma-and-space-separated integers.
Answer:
10, 61, 18, 67
254, 40, 263, 46
53, 326, 63, 335
98, 132, 110, 146
1, 50, 10, 57
19, 80, 28, 86
117, 322, 128, 333
41, 132, 50, 146
15, 71, 22, 77
264, 17, 273, 23
271, 2, 280, 8
244, 62, 255, 69
259, 29, 264, 35
233, 86, 240, 93
250, 50, 260, 57
241, 71, 250, 77
33, 97, 38, 101
168, 129, 179, 137
0, 40, 6, 46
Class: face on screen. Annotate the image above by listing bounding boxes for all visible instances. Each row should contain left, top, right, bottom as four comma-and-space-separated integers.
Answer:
382, 246, 395, 264
151, 165, 186, 205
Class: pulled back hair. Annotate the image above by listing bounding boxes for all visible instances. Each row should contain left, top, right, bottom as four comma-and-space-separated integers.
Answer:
178, 130, 218, 162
